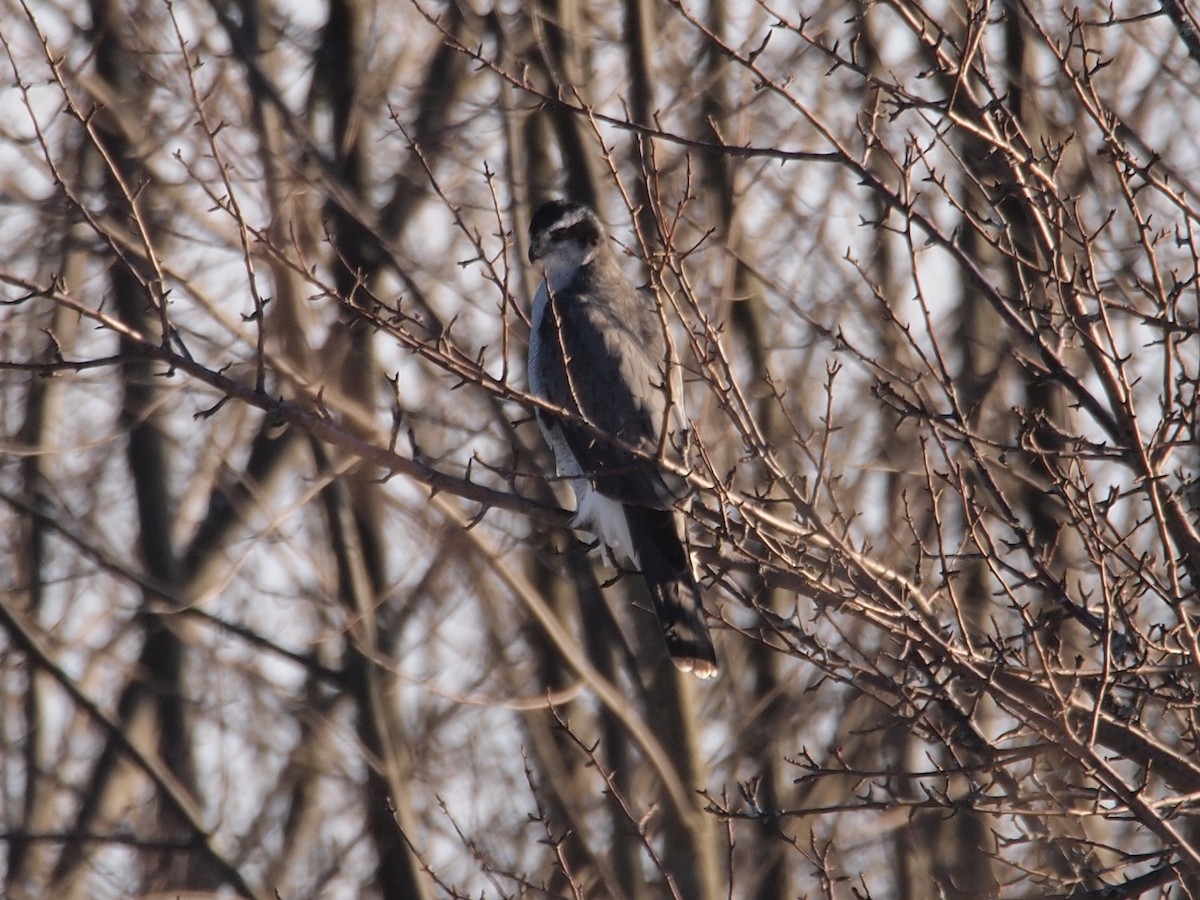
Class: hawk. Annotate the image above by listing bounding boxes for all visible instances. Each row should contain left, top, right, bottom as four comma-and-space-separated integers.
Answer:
526, 199, 718, 678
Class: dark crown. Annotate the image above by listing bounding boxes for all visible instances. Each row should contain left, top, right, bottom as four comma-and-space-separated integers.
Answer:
529, 199, 603, 246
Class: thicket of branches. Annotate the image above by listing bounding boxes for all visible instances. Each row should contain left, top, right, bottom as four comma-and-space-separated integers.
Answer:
2, 0, 1199, 897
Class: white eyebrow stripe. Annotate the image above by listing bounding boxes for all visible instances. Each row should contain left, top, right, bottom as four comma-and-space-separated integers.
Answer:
539, 208, 591, 234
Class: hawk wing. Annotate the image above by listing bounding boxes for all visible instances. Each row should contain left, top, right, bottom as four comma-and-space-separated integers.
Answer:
531, 256, 687, 511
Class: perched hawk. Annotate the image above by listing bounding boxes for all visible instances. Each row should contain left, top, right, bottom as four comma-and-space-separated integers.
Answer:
526, 199, 718, 678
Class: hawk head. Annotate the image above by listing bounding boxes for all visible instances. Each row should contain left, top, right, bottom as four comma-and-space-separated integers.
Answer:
528, 199, 605, 278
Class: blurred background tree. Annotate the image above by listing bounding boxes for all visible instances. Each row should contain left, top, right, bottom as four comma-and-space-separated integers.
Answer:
2, 0, 1199, 897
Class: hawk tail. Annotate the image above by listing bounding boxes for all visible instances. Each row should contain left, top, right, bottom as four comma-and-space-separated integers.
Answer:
646, 577, 719, 679
625, 508, 719, 679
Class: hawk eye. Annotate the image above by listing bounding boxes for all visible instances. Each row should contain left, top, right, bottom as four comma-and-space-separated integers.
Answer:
550, 226, 569, 241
